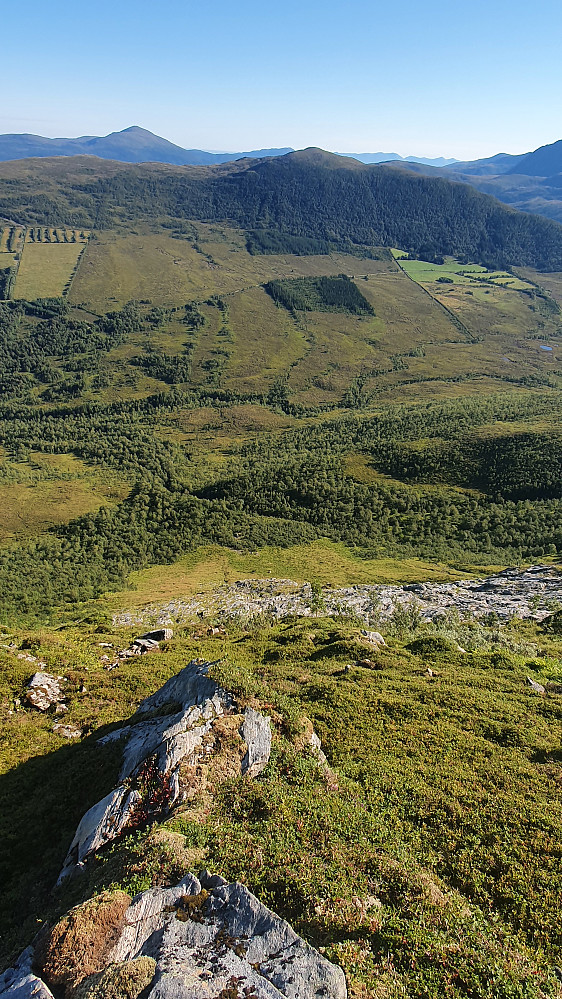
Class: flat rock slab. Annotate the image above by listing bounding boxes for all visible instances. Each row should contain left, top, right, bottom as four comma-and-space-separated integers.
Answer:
108, 875, 347, 999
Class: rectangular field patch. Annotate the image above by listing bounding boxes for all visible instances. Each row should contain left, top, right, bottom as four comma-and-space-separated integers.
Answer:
14, 241, 86, 299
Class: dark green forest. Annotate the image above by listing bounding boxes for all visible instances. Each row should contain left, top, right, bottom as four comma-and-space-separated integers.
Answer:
4, 150, 562, 268
264, 275, 375, 314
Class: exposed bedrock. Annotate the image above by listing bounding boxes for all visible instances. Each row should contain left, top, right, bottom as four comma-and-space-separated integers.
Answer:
113, 565, 562, 629
2, 876, 347, 998
57, 659, 273, 883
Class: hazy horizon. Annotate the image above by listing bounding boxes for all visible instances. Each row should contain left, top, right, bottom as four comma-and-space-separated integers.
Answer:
4, 0, 562, 161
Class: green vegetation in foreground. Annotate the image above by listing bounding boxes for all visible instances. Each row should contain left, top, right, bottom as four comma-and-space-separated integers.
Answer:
1, 611, 562, 999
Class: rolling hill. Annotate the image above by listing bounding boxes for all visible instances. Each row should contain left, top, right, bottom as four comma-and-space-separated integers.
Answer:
2, 148, 562, 270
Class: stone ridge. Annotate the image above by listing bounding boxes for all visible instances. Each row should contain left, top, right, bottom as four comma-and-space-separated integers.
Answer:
113, 565, 562, 629
57, 660, 269, 883
1, 875, 347, 998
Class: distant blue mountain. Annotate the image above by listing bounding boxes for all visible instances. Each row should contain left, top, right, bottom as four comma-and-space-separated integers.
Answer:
339, 152, 458, 167
0, 126, 294, 166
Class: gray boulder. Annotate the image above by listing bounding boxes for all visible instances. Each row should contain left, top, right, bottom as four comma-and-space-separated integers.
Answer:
139, 629, 173, 642
7, 876, 346, 998
0, 948, 54, 998
107, 875, 347, 998
52, 723, 82, 740
526, 676, 546, 694
25, 674, 62, 712
361, 630, 386, 646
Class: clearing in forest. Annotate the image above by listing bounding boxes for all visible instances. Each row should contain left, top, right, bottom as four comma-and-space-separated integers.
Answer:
14, 239, 87, 299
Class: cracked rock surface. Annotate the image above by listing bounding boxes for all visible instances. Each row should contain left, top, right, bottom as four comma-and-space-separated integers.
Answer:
25, 674, 63, 713
113, 564, 562, 629
4, 877, 346, 998
58, 660, 274, 883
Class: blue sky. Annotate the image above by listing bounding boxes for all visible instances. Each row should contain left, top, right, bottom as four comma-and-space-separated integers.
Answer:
4, 0, 562, 159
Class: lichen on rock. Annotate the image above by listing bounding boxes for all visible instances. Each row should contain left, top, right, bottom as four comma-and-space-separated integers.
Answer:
73, 957, 156, 999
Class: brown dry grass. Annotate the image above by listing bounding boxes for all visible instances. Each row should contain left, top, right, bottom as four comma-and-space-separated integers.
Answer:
36, 890, 131, 997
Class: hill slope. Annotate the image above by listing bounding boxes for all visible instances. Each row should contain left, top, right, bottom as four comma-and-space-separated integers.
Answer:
506, 137, 562, 177
3, 149, 562, 269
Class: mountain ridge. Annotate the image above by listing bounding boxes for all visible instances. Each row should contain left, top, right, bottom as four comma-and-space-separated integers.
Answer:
2, 146, 562, 270
0, 126, 457, 170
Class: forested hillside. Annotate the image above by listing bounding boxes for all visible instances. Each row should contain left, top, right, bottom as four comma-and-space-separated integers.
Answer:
3, 149, 562, 268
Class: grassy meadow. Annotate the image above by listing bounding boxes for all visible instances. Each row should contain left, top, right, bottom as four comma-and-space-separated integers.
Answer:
14, 241, 87, 299
0, 452, 129, 541
0, 611, 561, 998
39, 226, 556, 408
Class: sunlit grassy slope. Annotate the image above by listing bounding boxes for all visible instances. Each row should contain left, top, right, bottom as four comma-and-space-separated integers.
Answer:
64, 226, 562, 407
1, 612, 561, 998
0, 453, 129, 541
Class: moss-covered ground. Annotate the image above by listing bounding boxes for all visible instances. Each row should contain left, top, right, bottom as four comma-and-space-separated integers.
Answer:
1, 608, 561, 998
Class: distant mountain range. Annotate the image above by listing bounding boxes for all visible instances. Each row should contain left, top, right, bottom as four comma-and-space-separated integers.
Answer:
0, 126, 455, 170
3, 126, 562, 226
0, 126, 294, 166
340, 152, 458, 167
392, 137, 562, 225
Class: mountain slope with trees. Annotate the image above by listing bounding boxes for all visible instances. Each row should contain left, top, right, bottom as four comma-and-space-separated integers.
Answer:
3, 149, 562, 269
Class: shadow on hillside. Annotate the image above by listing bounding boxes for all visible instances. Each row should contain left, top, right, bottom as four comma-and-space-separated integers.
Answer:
0, 720, 124, 970
530, 747, 562, 764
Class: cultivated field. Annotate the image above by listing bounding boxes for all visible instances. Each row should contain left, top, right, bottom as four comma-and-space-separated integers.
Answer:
14, 239, 88, 299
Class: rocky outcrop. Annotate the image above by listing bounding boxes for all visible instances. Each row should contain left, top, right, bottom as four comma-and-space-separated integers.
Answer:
0, 948, 54, 998
240, 707, 272, 777
527, 676, 546, 694
25, 674, 63, 713
113, 564, 562, 629
3, 877, 346, 999
57, 660, 273, 883
102, 629, 173, 670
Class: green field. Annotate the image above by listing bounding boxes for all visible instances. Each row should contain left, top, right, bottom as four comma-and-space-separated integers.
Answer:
14, 241, 87, 299
395, 250, 541, 292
